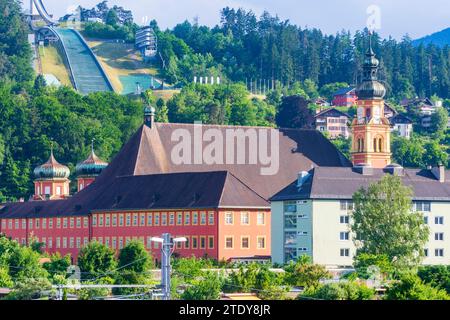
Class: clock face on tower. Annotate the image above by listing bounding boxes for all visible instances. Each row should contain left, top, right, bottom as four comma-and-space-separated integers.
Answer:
373, 106, 381, 124
357, 107, 364, 124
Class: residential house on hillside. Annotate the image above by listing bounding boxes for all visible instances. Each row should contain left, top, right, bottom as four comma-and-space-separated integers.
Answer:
391, 114, 413, 139
314, 108, 351, 139
332, 87, 357, 107
403, 98, 438, 129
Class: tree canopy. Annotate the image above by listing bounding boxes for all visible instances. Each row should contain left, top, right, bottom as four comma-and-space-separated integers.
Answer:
351, 175, 430, 268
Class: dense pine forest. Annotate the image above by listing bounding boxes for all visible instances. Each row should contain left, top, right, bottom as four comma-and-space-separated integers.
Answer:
155, 7, 450, 100
0, 0, 449, 201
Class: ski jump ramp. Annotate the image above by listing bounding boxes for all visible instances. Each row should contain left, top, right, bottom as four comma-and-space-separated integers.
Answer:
32, 0, 114, 94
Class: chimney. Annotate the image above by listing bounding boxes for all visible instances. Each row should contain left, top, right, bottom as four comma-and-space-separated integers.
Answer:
431, 165, 446, 183
384, 164, 404, 176
353, 163, 373, 176
144, 105, 156, 128
297, 171, 310, 187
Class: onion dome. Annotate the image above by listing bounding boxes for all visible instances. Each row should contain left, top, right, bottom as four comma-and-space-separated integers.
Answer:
356, 40, 386, 100
76, 147, 108, 177
34, 150, 70, 179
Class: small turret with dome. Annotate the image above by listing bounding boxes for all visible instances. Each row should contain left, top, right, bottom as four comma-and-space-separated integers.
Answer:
76, 140, 108, 192
355, 38, 386, 100
33, 145, 71, 200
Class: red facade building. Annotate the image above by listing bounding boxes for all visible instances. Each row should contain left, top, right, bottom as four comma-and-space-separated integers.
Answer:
0, 110, 350, 263
332, 87, 357, 107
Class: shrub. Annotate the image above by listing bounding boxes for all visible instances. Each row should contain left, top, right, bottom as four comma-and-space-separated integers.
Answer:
385, 273, 450, 300
300, 281, 375, 300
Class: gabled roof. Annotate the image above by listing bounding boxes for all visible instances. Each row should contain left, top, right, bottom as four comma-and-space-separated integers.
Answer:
391, 114, 413, 124
92, 123, 351, 200
315, 107, 351, 119
333, 87, 356, 96
384, 102, 398, 115
271, 167, 450, 202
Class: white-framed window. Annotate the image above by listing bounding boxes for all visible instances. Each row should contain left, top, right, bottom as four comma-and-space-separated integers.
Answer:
257, 212, 265, 225
435, 216, 444, 225
297, 231, 308, 236
241, 212, 250, 225
435, 249, 444, 257
208, 212, 214, 225
225, 237, 233, 249
340, 200, 354, 211
340, 248, 350, 257
413, 201, 431, 212
225, 212, 233, 225
257, 236, 266, 249
340, 232, 350, 241
424, 248, 429, 257
241, 237, 250, 249
435, 233, 444, 241
298, 248, 308, 252
340, 215, 350, 224
424, 216, 429, 224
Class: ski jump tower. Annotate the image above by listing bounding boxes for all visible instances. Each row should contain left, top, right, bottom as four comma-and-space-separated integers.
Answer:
29, 0, 58, 26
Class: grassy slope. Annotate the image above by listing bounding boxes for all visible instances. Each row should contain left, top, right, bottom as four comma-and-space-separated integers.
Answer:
85, 39, 161, 93
38, 45, 72, 87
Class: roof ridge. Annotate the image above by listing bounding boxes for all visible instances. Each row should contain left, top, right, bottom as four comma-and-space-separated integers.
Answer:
132, 125, 146, 176
156, 122, 276, 130
225, 171, 269, 203
315, 107, 351, 118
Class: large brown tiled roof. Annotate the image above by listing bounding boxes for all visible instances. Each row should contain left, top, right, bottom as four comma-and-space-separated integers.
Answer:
102, 123, 351, 199
271, 167, 450, 201
1, 122, 351, 218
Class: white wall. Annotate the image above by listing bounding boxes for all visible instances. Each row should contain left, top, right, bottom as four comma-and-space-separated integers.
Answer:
271, 199, 450, 266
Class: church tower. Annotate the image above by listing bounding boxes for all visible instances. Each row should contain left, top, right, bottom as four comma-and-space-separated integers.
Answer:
351, 41, 391, 168
33, 149, 71, 200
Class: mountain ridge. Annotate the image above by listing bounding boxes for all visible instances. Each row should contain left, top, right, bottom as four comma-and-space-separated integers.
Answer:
413, 27, 450, 47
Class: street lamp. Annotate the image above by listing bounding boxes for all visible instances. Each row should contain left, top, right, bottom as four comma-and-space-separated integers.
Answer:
150, 233, 186, 300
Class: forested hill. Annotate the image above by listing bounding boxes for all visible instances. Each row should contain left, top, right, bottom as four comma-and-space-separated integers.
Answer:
154, 7, 450, 100
413, 28, 450, 48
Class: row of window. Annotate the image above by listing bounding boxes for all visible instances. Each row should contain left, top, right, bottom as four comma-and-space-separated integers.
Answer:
11, 236, 216, 251
424, 216, 445, 225
1, 217, 88, 230
339, 201, 434, 212
339, 248, 446, 258
224, 212, 266, 226
1, 211, 267, 231
92, 211, 215, 228
225, 236, 266, 250
10, 235, 267, 252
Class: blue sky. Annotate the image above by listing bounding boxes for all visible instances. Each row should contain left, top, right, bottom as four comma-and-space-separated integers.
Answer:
28, 0, 450, 40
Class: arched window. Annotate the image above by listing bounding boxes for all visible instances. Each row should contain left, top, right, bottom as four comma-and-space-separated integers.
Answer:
373, 138, 378, 152
378, 138, 383, 152
360, 138, 365, 152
